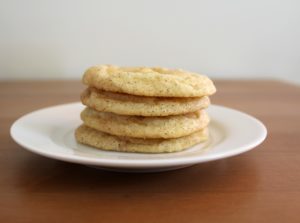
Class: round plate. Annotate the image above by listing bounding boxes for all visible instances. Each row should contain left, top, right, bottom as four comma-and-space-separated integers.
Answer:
10, 103, 267, 172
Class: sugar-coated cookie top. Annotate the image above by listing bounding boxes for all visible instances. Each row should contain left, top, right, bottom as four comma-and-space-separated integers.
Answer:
82, 65, 216, 97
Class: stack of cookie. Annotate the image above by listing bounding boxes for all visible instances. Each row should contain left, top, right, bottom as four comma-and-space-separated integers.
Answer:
75, 65, 216, 153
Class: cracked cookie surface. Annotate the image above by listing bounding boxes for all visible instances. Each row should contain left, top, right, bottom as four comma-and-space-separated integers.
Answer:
83, 65, 216, 97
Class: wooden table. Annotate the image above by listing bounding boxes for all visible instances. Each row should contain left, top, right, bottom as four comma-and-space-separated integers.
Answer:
0, 80, 299, 223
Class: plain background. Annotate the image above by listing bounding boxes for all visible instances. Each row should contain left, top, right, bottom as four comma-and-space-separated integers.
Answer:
0, 0, 299, 83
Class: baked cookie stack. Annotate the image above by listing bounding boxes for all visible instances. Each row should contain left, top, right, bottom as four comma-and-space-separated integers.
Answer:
75, 65, 216, 153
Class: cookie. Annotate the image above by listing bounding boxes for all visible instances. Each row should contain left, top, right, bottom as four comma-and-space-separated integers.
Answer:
75, 124, 208, 153
82, 65, 216, 97
80, 107, 209, 139
81, 87, 210, 116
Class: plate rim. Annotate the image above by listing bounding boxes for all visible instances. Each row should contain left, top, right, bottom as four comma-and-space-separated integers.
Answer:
10, 102, 267, 168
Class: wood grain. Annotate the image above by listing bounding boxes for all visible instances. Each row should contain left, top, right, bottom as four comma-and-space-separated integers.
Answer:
0, 80, 299, 223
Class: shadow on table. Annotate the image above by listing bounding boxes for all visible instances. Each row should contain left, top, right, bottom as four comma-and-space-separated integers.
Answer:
13, 152, 260, 195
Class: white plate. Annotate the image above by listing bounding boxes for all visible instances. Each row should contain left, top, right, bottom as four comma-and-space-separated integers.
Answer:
10, 103, 267, 172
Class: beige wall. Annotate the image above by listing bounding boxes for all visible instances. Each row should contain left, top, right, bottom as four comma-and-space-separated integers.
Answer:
0, 0, 299, 83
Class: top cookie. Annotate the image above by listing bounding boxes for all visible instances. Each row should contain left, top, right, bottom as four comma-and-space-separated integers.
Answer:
82, 65, 216, 97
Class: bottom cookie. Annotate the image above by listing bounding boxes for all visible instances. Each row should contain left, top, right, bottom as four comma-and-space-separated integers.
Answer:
75, 125, 208, 153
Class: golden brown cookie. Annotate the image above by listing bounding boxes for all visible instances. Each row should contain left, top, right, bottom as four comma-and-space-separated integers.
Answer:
75, 124, 208, 153
81, 87, 210, 116
80, 107, 210, 139
82, 65, 216, 97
